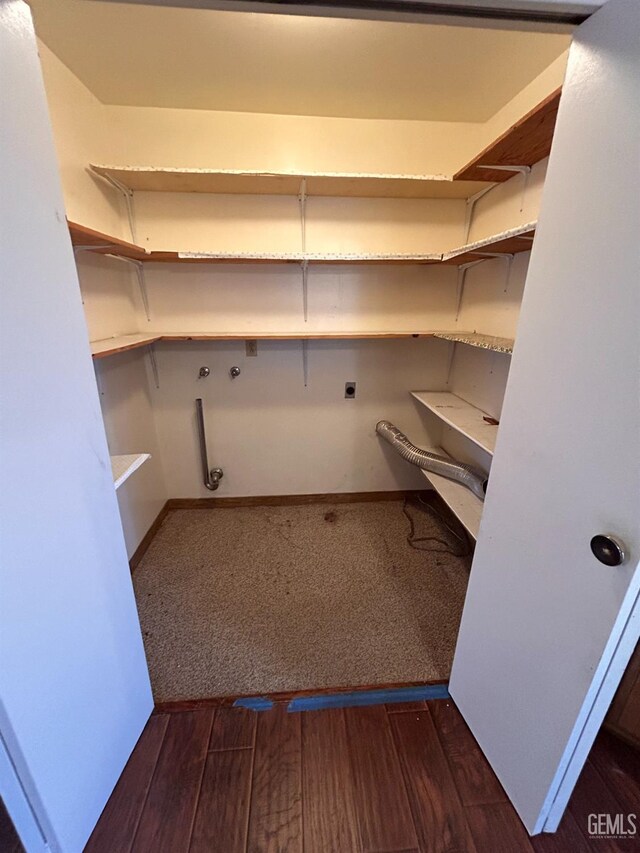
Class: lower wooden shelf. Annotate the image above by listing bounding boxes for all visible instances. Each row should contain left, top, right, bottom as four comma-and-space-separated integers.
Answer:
111, 454, 151, 490
421, 464, 483, 540
90, 330, 436, 358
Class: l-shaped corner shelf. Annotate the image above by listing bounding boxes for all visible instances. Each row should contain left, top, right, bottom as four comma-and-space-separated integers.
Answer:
89, 86, 561, 200
90, 164, 488, 200
69, 220, 536, 267
411, 391, 498, 455
90, 329, 515, 359
111, 453, 151, 489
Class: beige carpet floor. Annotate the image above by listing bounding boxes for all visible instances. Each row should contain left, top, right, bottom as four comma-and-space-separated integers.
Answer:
133, 498, 472, 701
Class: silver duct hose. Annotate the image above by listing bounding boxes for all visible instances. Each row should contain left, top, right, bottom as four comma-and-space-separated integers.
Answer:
376, 420, 488, 501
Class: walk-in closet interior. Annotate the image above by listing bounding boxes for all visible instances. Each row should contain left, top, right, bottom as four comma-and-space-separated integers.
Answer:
30, 0, 572, 702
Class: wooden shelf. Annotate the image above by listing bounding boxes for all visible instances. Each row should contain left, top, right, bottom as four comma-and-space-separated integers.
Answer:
441, 222, 536, 265
90, 164, 488, 200
91, 333, 161, 358
411, 391, 498, 456
454, 88, 562, 183
172, 251, 442, 265
70, 221, 534, 267
111, 453, 151, 490
433, 332, 514, 354
90, 330, 436, 359
68, 221, 148, 261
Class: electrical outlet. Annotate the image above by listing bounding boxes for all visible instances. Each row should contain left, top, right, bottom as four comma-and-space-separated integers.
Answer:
345, 382, 356, 399
245, 339, 258, 357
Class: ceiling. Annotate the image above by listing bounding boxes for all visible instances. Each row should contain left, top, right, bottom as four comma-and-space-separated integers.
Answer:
30, 0, 570, 122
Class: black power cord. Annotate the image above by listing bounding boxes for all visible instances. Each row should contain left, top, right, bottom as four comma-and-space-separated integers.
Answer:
402, 492, 471, 557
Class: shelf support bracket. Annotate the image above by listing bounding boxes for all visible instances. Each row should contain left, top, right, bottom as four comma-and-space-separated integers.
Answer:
463, 184, 497, 243
476, 164, 531, 212
301, 260, 309, 323
105, 255, 151, 322
147, 343, 160, 389
455, 259, 485, 323
94, 172, 138, 243
302, 339, 309, 388
472, 252, 515, 293
445, 341, 457, 387
298, 178, 307, 254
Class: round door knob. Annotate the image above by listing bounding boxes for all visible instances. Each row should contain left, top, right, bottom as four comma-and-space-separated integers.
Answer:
590, 534, 626, 566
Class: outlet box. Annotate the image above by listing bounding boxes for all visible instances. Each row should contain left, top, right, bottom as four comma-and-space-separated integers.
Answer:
345, 381, 356, 399
245, 339, 258, 357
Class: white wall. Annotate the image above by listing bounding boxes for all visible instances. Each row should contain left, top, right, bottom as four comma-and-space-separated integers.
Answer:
0, 5, 152, 851
151, 337, 450, 497
134, 192, 466, 255
37, 40, 127, 239
95, 350, 168, 556
37, 23, 549, 516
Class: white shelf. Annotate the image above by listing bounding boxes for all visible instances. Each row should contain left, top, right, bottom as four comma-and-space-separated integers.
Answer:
90, 164, 488, 200
421, 466, 483, 540
111, 454, 151, 490
411, 391, 498, 456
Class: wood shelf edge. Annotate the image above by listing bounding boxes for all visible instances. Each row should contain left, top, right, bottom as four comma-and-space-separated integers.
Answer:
454, 88, 562, 183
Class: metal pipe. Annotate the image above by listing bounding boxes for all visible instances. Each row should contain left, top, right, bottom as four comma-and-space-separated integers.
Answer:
376, 420, 487, 500
195, 398, 223, 491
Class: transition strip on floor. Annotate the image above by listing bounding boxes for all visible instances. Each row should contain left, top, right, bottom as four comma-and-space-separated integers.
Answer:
287, 683, 450, 712
233, 696, 274, 711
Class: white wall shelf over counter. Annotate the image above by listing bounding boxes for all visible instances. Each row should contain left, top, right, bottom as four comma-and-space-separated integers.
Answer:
420, 457, 483, 540
411, 391, 498, 456
111, 454, 151, 490
90, 164, 489, 200
90, 330, 437, 359
433, 332, 514, 354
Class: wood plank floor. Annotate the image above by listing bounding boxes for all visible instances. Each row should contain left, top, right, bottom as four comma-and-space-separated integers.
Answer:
84, 699, 640, 853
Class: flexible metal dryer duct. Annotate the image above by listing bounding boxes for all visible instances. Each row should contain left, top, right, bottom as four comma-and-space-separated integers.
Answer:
376, 420, 488, 501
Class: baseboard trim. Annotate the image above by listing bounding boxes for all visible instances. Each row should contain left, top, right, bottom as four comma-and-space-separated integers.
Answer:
153, 678, 450, 713
129, 501, 170, 573
128, 488, 467, 572
166, 490, 423, 510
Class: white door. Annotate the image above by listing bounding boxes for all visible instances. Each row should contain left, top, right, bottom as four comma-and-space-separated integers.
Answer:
0, 4, 153, 852
450, 0, 640, 835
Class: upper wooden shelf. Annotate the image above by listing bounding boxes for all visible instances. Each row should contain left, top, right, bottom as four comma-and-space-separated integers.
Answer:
90, 164, 488, 200
454, 88, 562, 183
68, 221, 148, 261
89, 88, 561, 202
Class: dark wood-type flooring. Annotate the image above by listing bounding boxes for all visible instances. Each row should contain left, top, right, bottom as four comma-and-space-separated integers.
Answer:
79, 697, 640, 852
